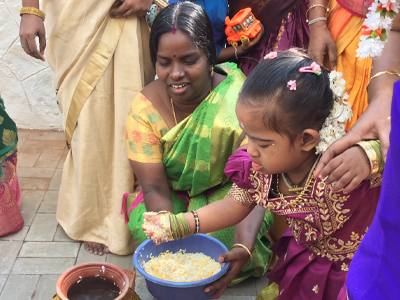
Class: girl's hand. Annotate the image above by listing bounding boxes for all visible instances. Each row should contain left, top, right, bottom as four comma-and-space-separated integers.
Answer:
19, 14, 46, 61
205, 247, 250, 299
316, 146, 370, 193
308, 21, 337, 69
142, 212, 171, 245
110, 0, 152, 18
237, 24, 264, 56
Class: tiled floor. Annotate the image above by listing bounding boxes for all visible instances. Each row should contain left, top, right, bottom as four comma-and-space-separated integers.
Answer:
0, 129, 269, 300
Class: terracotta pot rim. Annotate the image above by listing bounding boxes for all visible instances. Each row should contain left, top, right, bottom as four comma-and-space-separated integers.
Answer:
56, 262, 130, 300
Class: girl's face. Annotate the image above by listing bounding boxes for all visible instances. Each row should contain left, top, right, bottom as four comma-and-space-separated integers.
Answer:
155, 29, 212, 103
236, 101, 311, 175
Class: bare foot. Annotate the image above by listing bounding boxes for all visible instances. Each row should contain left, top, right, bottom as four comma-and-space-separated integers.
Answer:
84, 241, 111, 256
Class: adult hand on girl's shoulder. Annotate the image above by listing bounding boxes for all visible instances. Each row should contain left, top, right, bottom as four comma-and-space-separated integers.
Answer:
315, 99, 391, 182
237, 24, 264, 56
308, 21, 337, 70
315, 145, 371, 194
19, 14, 46, 61
110, 0, 152, 18
204, 248, 250, 299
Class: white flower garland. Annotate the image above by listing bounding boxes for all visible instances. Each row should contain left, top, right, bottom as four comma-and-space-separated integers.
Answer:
315, 71, 353, 154
357, 0, 399, 58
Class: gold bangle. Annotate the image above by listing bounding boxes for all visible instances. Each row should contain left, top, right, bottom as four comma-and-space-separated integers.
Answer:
368, 71, 400, 87
356, 141, 379, 175
232, 243, 253, 267
306, 4, 329, 23
20, 7, 45, 21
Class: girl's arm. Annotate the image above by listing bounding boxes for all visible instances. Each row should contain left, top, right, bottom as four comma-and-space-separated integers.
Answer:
184, 194, 255, 234
144, 194, 255, 243
130, 160, 174, 212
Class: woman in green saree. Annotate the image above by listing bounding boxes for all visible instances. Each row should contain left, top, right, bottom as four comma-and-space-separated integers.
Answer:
123, 2, 273, 285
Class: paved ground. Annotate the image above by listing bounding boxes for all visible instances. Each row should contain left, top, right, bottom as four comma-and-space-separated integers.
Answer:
0, 129, 269, 300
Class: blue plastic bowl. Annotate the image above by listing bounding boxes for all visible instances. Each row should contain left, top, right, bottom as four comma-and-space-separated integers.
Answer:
133, 234, 230, 300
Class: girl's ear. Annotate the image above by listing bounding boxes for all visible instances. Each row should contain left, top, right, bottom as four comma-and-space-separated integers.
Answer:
298, 129, 319, 151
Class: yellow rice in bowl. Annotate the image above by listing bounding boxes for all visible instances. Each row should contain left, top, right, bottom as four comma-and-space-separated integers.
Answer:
142, 250, 222, 282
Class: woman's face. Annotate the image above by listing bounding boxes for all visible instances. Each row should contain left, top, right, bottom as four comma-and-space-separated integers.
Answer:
155, 29, 212, 103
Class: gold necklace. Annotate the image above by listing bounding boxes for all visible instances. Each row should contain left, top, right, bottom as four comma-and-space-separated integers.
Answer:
275, 174, 315, 208
281, 155, 320, 193
171, 98, 178, 126
274, 156, 319, 208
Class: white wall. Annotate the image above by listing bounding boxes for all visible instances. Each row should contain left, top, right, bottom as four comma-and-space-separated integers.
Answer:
0, 0, 62, 130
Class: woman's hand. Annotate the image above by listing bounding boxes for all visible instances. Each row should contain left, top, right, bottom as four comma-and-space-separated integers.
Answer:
237, 24, 264, 56
205, 247, 250, 299
110, 0, 153, 18
19, 14, 46, 61
315, 145, 371, 193
308, 21, 337, 69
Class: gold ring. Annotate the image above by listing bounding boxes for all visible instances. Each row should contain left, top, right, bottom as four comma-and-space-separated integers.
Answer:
387, 116, 391, 121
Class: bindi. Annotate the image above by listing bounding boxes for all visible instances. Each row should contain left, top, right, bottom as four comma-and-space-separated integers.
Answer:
173, 55, 176, 57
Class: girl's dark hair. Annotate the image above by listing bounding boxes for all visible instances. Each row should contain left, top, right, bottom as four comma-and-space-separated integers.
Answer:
149, 2, 216, 67
240, 50, 334, 142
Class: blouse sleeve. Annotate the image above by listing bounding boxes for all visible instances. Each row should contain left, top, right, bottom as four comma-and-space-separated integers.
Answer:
125, 93, 168, 163
224, 148, 253, 188
225, 149, 258, 207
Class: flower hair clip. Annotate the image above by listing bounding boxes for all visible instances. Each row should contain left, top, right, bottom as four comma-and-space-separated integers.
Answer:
287, 80, 296, 90
299, 62, 322, 75
264, 51, 277, 59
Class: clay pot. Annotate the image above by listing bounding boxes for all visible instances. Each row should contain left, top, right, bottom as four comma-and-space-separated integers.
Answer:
56, 262, 130, 300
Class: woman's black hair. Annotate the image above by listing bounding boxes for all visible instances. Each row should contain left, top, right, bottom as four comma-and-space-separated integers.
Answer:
239, 50, 334, 143
149, 2, 216, 67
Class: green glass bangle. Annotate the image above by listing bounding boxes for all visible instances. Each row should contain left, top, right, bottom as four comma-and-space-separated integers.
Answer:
368, 140, 385, 173
169, 214, 180, 240
176, 213, 191, 239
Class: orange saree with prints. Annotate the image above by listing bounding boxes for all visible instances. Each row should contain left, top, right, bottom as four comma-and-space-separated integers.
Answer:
327, 0, 372, 130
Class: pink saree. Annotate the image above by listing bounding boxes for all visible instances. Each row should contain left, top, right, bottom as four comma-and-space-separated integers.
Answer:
0, 152, 22, 237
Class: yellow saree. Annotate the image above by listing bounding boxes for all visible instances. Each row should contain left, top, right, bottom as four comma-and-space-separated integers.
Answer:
43, 0, 155, 254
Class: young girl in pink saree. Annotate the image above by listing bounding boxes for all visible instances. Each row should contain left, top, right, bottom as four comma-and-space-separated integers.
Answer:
143, 51, 384, 300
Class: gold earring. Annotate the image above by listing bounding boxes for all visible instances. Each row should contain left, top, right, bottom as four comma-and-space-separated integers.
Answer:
211, 66, 214, 77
